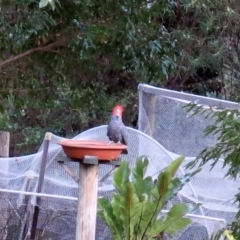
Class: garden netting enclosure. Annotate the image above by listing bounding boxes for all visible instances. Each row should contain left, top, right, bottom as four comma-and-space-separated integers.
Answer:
138, 84, 240, 237
0, 83, 239, 239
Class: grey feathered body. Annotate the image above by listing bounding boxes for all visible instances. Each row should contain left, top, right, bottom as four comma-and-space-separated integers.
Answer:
107, 115, 128, 153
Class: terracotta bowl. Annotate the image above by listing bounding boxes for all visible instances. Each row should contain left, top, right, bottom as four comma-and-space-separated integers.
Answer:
58, 140, 127, 161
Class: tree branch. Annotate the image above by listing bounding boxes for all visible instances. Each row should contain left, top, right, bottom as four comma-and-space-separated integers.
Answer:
0, 37, 71, 69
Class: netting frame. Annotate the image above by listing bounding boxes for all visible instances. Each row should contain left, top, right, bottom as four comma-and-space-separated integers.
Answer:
138, 83, 240, 110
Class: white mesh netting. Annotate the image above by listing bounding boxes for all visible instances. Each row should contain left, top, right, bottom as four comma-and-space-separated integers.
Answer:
0, 83, 239, 239
138, 83, 240, 238
0, 126, 192, 240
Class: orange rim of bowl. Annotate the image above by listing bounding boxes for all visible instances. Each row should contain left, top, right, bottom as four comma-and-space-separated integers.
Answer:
58, 140, 127, 150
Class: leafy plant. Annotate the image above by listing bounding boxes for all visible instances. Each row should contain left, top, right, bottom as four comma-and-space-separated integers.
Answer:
210, 229, 236, 240
184, 102, 240, 239
98, 156, 201, 240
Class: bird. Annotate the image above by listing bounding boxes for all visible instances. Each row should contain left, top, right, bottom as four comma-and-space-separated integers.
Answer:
107, 104, 128, 154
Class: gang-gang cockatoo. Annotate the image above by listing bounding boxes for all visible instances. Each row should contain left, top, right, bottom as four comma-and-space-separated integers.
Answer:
107, 104, 128, 154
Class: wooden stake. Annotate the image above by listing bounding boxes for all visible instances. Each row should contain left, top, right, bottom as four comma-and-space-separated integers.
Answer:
30, 132, 52, 240
76, 156, 98, 240
0, 131, 10, 240
19, 174, 34, 240
0, 131, 10, 157
148, 94, 156, 137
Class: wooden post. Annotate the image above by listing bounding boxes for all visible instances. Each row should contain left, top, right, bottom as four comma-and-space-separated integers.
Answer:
0, 131, 10, 157
19, 175, 34, 240
0, 131, 10, 240
30, 132, 52, 240
76, 156, 99, 240
148, 94, 156, 137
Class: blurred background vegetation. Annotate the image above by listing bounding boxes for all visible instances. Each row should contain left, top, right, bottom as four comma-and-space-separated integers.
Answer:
1, 0, 240, 155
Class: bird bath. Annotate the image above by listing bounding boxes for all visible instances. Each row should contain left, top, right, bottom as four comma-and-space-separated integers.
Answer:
58, 139, 127, 161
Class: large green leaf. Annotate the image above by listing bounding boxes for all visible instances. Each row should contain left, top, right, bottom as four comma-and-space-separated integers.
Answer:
119, 183, 141, 239
152, 171, 171, 201
113, 161, 131, 193
148, 217, 191, 237
111, 194, 123, 226
39, 0, 49, 8
149, 203, 199, 236
98, 197, 123, 239
133, 156, 149, 178
151, 157, 184, 203
49, 0, 56, 10
164, 168, 202, 202
164, 218, 192, 234
133, 193, 149, 238
165, 156, 185, 178
137, 201, 159, 238
132, 156, 153, 198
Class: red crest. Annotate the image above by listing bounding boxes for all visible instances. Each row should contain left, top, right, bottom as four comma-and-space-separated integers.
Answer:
112, 104, 124, 116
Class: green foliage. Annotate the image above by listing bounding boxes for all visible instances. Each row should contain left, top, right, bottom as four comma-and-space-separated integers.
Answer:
1, 0, 240, 155
39, 0, 58, 10
184, 103, 240, 239
1, 0, 179, 155
98, 156, 201, 239
210, 229, 236, 240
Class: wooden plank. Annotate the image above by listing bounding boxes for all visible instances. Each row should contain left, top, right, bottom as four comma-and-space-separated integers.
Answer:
57, 154, 121, 165
83, 155, 98, 165
58, 162, 79, 183
0, 131, 10, 240
76, 159, 99, 240
99, 159, 121, 166
99, 167, 115, 184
